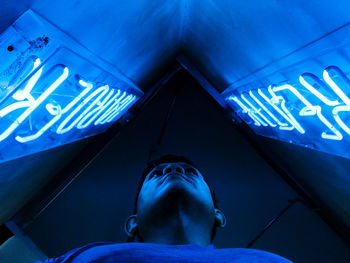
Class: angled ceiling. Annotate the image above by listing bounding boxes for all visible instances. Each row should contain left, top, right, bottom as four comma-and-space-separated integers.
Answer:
2, 0, 350, 91
182, 0, 350, 90
1, 0, 350, 248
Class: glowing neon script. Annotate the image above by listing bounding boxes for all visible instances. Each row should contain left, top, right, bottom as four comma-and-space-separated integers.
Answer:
226, 65, 350, 142
0, 57, 137, 144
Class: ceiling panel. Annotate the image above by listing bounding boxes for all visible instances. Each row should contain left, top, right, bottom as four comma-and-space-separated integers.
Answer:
183, 0, 350, 91
30, 0, 184, 89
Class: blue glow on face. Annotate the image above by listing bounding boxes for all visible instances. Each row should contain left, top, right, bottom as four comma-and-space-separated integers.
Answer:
0, 12, 142, 163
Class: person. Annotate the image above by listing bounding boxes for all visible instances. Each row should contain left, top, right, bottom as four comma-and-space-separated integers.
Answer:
44, 155, 292, 262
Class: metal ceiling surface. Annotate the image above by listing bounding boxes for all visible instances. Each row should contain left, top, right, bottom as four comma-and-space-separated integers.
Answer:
182, 0, 350, 90
30, 0, 183, 90
0, 0, 350, 255
3, 1, 350, 91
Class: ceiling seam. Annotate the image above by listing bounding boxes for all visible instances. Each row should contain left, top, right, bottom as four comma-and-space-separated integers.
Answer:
178, 0, 190, 49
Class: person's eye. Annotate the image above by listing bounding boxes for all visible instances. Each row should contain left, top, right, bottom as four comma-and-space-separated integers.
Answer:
185, 167, 198, 176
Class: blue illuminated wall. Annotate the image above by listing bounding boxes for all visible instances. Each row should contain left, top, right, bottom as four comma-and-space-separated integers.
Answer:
0, 10, 143, 163
223, 22, 350, 159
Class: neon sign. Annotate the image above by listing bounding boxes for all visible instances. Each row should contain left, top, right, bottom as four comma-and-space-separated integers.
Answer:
219, 9, 350, 160
224, 64, 350, 158
0, 11, 142, 163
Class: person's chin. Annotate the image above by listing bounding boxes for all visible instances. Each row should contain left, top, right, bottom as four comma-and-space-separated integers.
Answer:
162, 174, 192, 184
160, 180, 195, 201
162, 176, 192, 191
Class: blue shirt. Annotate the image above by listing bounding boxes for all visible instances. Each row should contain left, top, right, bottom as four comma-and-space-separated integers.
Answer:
44, 242, 292, 262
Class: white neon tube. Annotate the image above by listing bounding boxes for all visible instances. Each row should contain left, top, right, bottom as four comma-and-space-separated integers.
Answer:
258, 89, 294, 131
228, 96, 263, 126
323, 69, 350, 105
56, 85, 109, 134
16, 78, 93, 143
105, 95, 136, 123
77, 89, 120, 129
249, 90, 286, 127
0, 67, 69, 142
333, 105, 350, 135
242, 93, 276, 127
299, 74, 340, 106
12, 58, 42, 102
94, 91, 127, 125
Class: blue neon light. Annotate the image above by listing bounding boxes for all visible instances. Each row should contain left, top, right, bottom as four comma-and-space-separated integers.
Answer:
220, 15, 350, 159
0, 11, 142, 163
224, 64, 350, 158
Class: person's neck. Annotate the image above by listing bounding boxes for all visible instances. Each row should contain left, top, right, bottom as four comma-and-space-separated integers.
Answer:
141, 206, 212, 247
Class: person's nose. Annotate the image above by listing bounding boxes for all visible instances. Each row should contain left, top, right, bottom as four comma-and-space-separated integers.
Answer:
163, 164, 185, 175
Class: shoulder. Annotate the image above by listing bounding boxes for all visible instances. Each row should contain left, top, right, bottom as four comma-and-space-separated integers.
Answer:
43, 242, 161, 263
42, 242, 116, 263
214, 247, 293, 263
44, 243, 292, 263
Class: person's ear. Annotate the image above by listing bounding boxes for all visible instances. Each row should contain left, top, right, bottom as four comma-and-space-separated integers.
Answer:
214, 209, 226, 228
125, 215, 138, 237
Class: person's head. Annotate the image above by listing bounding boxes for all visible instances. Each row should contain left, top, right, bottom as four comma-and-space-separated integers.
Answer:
125, 154, 225, 245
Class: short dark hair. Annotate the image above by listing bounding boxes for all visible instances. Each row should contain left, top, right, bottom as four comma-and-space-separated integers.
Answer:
129, 154, 219, 242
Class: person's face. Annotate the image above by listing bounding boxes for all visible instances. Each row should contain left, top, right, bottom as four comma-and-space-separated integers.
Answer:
125, 161, 225, 242
136, 162, 215, 220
